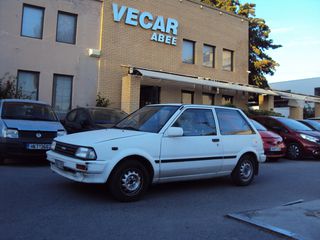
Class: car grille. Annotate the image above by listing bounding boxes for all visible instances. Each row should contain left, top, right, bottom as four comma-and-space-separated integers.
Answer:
19, 131, 57, 139
54, 142, 78, 157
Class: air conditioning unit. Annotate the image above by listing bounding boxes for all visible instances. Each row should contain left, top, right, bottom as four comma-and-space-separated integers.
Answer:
88, 49, 101, 58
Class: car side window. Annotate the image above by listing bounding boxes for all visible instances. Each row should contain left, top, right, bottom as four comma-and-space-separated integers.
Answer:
216, 108, 254, 135
66, 109, 77, 122
173, 109, 217, 136
75, 109, 90, 125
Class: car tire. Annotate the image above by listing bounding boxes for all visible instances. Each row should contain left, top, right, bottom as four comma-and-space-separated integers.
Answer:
0, 155, 4, 165
231, 155, 255, 186
108, 160, 150, 202
287, 143, 302, 160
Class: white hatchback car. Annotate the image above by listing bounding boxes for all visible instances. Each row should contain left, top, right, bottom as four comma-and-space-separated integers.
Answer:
47, 104, 266, 201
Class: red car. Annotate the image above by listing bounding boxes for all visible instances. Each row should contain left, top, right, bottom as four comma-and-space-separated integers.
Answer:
251, 119, 286, 160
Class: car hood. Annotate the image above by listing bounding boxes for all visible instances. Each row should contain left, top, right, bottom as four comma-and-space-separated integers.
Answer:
55, 128, 147, 146
258, 130, 281, 139
296, 130, 320, 138
3, 119, 64, 131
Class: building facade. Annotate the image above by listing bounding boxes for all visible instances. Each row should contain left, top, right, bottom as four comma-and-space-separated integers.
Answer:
3, 0, 283, 115
0, 0, 102, 116
99, 0, 250, 112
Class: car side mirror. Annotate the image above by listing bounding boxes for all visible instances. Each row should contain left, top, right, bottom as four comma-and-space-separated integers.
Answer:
165, 127, 183, 137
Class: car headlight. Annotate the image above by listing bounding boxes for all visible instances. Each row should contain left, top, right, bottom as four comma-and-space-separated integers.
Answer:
75, 147, 96, 160
57, 130, 67, 137
2, 128, 19, 138
51, 141, 57, 151
300, 134, 319, 143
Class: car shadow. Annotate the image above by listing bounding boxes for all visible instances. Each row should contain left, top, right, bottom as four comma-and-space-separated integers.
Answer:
1, 158, 49, 167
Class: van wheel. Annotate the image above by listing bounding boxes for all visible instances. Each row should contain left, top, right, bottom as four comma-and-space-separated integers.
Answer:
108, 161, 150, 202
232, 155, 255, 186
287, 143, 302, 160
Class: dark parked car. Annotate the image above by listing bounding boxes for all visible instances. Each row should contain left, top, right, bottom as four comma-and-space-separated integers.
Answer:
251, 119, 286, 160
253, 116, 320, 160
63, 107, 128, 134
299, 119, 320, 132
0, 99, 66, 163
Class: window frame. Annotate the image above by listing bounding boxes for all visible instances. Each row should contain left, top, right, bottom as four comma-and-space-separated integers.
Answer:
52, 74, 73, 113
17, 70, 40, 100
202, 93, 215, 105
20, 4, 45, 39
202, 44, 215, 68
222, 49, 234, 71
182, 39, 195, 64
56, 10, 78, 45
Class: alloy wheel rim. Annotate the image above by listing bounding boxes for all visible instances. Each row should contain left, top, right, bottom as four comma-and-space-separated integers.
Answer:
121, 170, 142, 194
289, 145, 300, 158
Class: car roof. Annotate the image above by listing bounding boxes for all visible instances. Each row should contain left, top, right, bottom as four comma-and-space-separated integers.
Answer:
147, 104, 241, 110
0, 98, 49, 105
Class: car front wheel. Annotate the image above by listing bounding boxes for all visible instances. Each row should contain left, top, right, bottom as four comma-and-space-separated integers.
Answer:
108, 160, 150, 202
287, 143, 302, 160
232, 155, 255, 186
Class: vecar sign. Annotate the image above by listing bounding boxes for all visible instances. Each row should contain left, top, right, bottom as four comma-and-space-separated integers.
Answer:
112, 3, 179, 46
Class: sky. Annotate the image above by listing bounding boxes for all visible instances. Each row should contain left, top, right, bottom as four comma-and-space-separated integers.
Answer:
248, 0, 320, 83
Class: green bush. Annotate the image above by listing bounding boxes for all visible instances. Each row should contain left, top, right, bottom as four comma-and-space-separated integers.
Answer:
0, 73, 24, 99
96, 92, 110, 107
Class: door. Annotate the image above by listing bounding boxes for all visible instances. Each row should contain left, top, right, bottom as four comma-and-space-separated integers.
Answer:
140, 86, 160, 108
160, 108, 223, 180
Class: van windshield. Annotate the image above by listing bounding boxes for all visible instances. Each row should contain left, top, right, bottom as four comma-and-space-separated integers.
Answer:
1, 102, 58, 121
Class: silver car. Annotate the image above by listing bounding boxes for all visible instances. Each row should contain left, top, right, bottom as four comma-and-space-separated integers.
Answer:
0, 99, 66, 163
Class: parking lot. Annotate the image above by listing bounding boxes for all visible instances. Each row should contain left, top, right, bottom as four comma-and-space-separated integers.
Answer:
1, 158, 320, 240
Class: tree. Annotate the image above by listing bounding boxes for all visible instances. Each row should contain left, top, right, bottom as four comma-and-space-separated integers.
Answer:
0, 73, 23, 99
201, 0, 281, 88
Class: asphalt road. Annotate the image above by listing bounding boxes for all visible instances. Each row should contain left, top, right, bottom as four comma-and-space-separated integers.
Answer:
1, 159, 320, 240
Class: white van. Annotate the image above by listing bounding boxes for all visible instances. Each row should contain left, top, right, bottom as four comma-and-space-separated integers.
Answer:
47, 104, 265, 201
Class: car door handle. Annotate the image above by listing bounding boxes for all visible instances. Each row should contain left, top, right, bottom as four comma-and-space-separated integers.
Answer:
212, 139, 220, 142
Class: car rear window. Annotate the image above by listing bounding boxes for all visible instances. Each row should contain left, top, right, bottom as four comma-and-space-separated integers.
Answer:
90, 109, 127, 124
1, 102, 58, 121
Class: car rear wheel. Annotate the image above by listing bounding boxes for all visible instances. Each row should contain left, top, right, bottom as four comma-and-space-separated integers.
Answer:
287, 143, 302, 160
108, 160, 150, 202
232, 155, 255, 186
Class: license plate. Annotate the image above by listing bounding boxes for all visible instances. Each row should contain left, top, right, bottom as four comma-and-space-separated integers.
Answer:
270, 147, 281, 151
26, 143, 51, 150
55, 160, 64, 169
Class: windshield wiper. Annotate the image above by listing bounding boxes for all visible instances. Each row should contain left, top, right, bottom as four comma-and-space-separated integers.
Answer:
114, 126, 139, 131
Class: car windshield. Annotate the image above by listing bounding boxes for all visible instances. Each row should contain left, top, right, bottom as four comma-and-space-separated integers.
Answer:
251, 119, 267, 131
303, 120, 320, 131
115, 105, 179, 133
90, 108, 127, 125
277, 117, 312, 131
1, 102, 58, 121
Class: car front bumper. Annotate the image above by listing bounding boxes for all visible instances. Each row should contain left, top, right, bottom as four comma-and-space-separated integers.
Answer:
47, 150, 108, 183
0, 138, 52, 159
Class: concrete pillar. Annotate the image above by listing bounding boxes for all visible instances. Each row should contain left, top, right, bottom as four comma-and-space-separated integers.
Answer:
258, 95, 274, 111
288, 99, 304, 119
215, 94, 223, 106
315, 103, 320, 117
121, 75, 141, 114
289, 107, 303, 119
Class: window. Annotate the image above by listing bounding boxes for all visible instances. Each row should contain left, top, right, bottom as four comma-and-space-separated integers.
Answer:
315, 87, 320, 96
52, 74, 73, 115
216, 108, 254, 135
181, 90, 194, 104
202, 93, 214, 105
222, 95, 233, 105
222, 49, 234, 71
17, 70, 39, 100
203, 44, 215, 67
21, 4, 44, 39
56, 11, 77, 44
182, 40, 195, 64
173, 109, 217, 136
